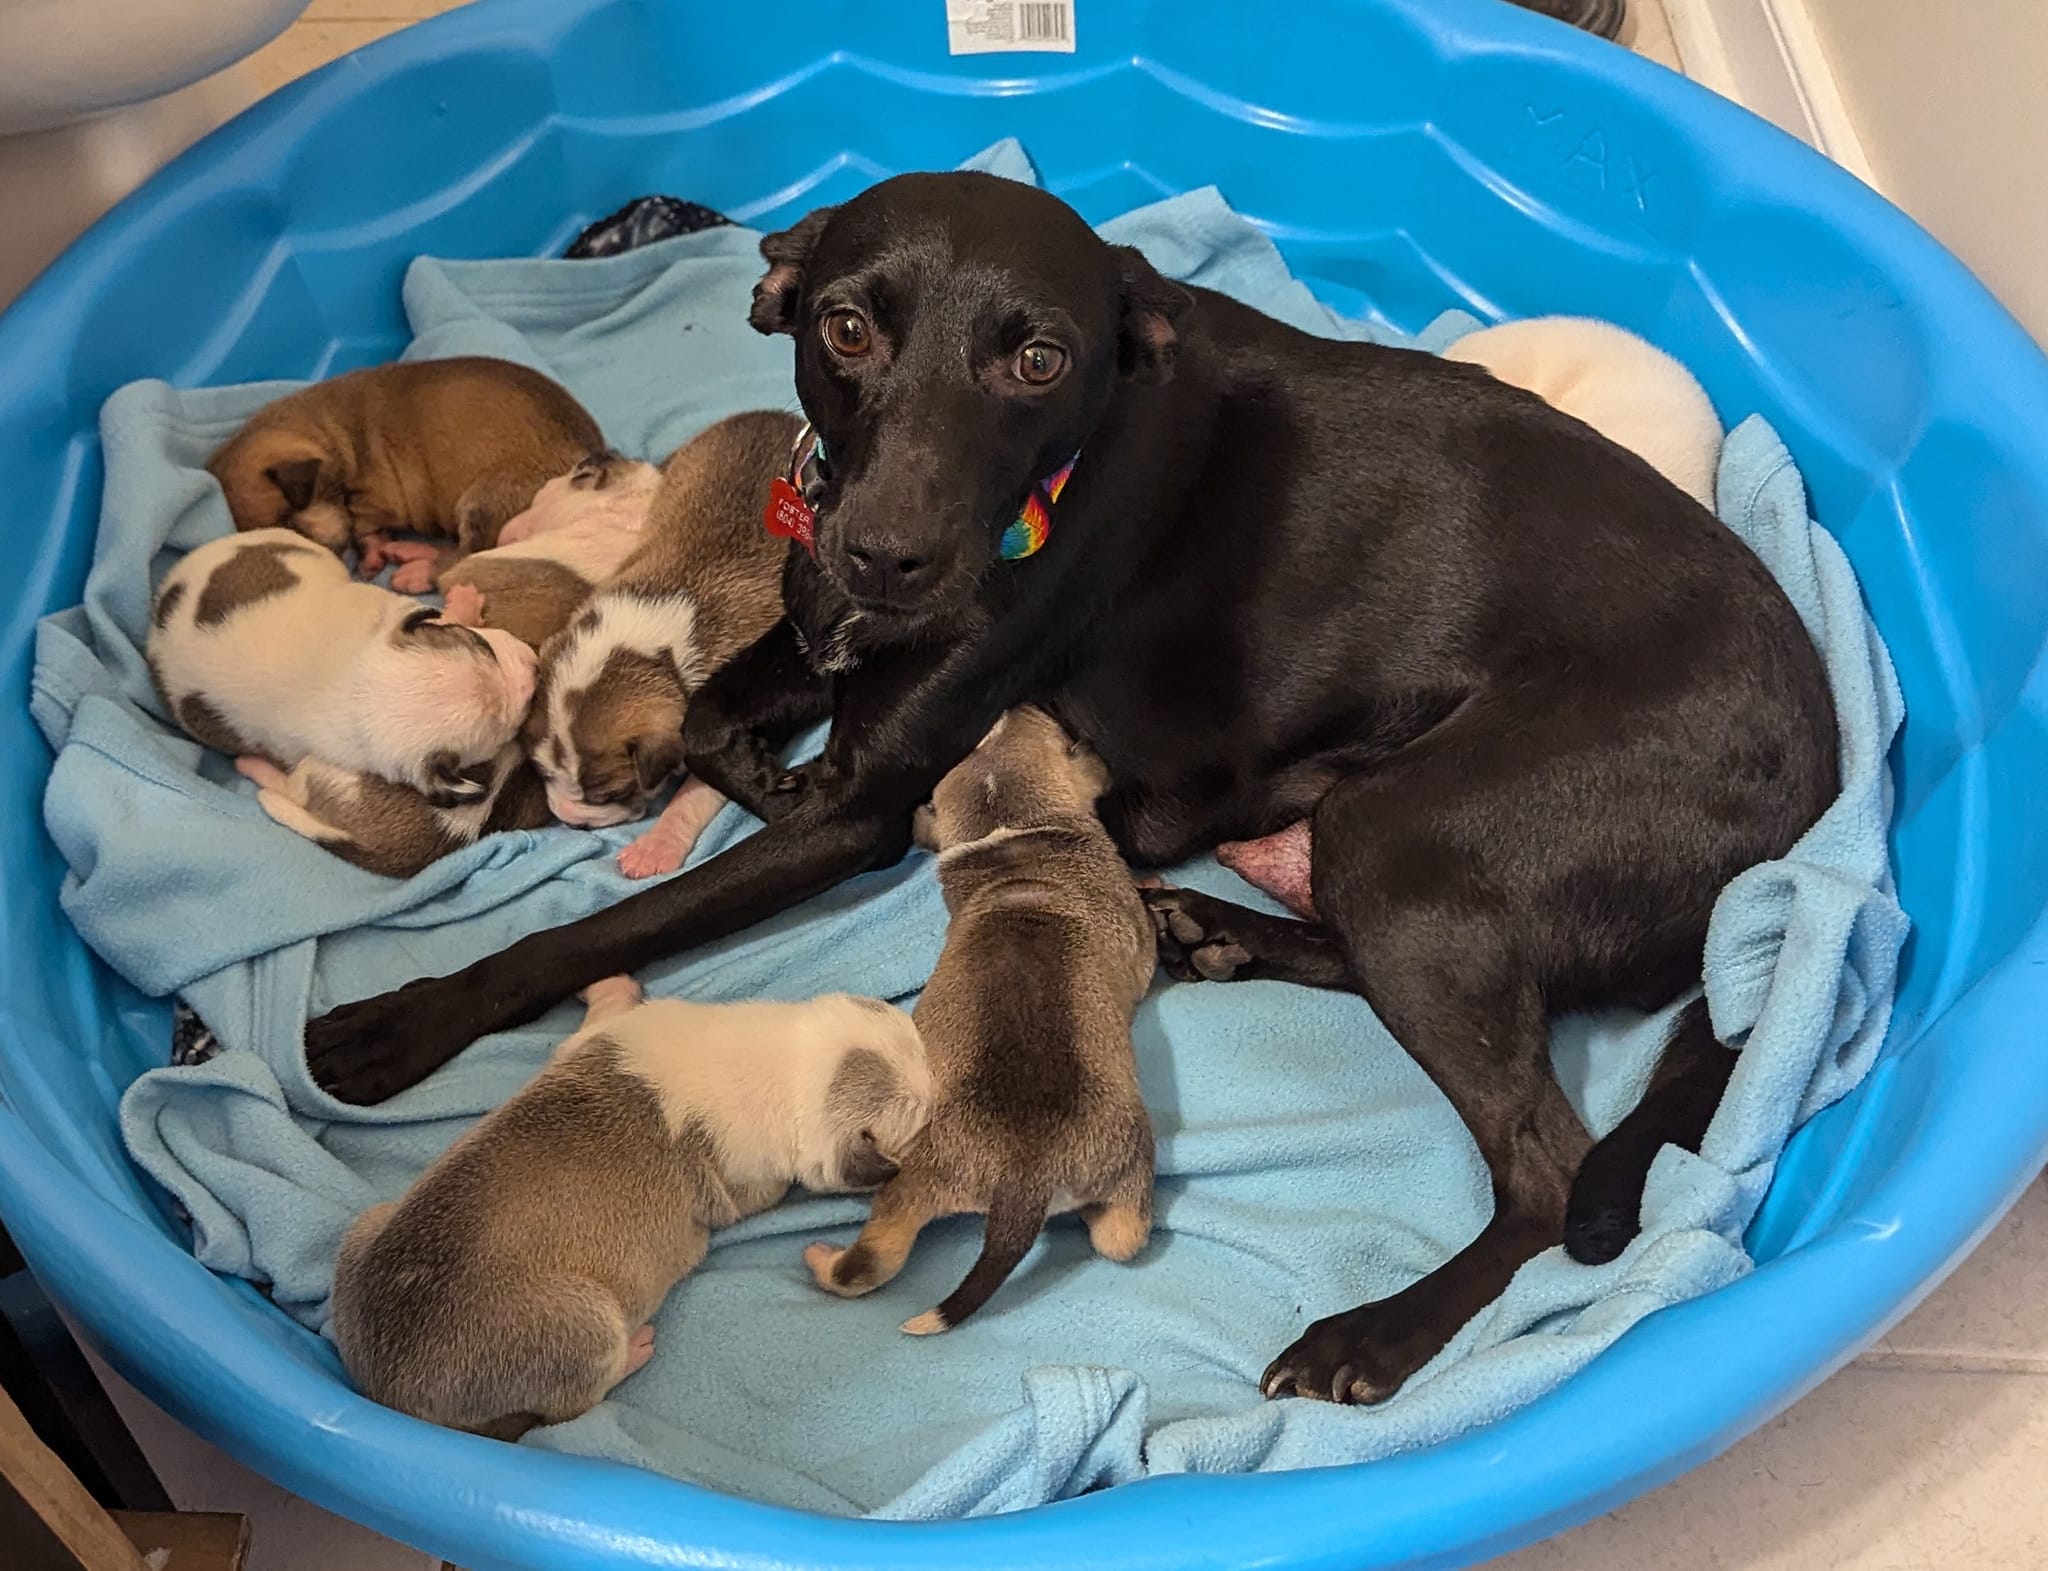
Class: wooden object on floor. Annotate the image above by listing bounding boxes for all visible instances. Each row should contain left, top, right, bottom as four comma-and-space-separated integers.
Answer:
0, 1380, 151, 1570
114, 1510, 251, 1570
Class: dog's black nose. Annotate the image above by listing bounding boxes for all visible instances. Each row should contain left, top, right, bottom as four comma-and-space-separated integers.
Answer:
843, 539, 938, 601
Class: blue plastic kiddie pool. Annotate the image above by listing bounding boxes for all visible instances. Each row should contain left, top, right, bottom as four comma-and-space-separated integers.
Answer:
2, 1, 2045, 1567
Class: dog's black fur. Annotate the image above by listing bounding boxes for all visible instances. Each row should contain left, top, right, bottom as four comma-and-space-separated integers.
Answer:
305, 171, 1836, 1404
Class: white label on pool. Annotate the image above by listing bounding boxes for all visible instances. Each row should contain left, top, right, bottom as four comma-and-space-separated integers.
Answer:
946, 0, 1076, 53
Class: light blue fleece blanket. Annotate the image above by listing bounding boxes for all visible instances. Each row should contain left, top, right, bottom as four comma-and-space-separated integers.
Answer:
33, 140, 1905, 1516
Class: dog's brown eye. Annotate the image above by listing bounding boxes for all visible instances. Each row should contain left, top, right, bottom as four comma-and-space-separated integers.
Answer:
1014, 342, 1067, 385
825, 311, 871, 357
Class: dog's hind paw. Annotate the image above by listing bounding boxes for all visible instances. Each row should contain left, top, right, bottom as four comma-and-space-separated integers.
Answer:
1261, 1306, 1426, 1407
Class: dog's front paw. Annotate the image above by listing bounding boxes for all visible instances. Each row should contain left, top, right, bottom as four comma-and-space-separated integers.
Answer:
304, 978, 483, 1105
1261, 1305, 1431, 1406
1141, 886, 1255, 982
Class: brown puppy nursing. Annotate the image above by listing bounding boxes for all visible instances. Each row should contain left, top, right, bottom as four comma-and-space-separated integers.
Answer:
331, 977, 930, 1437
806, 706, 1157, 1333
208, 356, 602, 574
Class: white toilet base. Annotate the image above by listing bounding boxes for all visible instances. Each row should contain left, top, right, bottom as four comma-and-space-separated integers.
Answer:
0, 69, 262, 309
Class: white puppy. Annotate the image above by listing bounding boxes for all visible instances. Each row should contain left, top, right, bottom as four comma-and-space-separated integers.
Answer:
385, 450, 664, 651
330, 978, 932, 1438
148, 528, 538, 804
1445, 316, 1722, 509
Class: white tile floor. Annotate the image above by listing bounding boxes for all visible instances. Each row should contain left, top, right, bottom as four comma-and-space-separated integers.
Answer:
61, 1, 2048, 1565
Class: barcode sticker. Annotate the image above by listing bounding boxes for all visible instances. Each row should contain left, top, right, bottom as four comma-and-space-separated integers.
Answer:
946, 0, 1076, 54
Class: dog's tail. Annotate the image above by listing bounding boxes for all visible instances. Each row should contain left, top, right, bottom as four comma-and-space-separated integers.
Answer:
902, 1177, 1054, 1335
1564, 996, 1734, 1264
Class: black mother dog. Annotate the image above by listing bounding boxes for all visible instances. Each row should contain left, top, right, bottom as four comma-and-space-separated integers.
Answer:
307, 172, 1835, 1404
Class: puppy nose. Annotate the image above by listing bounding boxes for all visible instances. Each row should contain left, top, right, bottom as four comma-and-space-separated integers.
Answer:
843, 538, 937, 600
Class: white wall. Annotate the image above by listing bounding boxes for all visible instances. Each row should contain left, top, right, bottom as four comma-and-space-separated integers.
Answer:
1804, 0, 2048, 346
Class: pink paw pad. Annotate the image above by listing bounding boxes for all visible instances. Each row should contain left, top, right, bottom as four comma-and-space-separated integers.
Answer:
440, 582, 487, 625
617, 830, 688, 880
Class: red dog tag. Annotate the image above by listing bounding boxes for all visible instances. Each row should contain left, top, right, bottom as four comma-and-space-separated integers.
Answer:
764, 476, 816, 552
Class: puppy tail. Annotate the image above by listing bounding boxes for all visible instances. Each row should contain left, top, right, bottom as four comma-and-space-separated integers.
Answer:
903, 1178, 1053, 1335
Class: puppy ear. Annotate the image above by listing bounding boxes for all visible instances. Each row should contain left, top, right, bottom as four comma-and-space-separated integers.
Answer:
837, 1128, 900, 1190
423, 752, 494, 807
1065, 736, 1113, 802
1113, 245, 1194, 384
626, 732, 684, 794
568, 449, 622, 490
749, 205, 839, 337
266, 457, 322, 512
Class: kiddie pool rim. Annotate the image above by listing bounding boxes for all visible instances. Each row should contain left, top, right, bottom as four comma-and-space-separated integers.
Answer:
1, 1, 2046, 1567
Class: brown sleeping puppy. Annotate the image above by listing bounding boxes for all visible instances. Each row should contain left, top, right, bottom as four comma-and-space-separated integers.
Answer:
528, 411, 797, 877
235, 747, 552, 880
208, 356, 604, 574
331, 977, 931, 1438
804, 705, 1158, 1332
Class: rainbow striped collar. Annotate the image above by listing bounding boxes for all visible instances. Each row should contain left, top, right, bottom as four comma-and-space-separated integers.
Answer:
771, 424, 1078, 563
997, 451, 1079, 560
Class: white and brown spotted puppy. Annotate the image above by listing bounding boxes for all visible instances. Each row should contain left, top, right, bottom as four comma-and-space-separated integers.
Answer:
148, 529, 538, 805
208, 356, 604, 574
528, 410, 795, 874
1444, 316, 1722, 509
806, 705, 1158, 1333
388, 450, 664, 650
235, 747, 553, 879
330, 977, 931, 1438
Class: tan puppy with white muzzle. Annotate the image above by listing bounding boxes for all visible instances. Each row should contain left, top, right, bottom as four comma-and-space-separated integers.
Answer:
148, 528, 538, 805
528, 411, 795, 877
330, 977, 931, 1438
806, 705, 1158, 1333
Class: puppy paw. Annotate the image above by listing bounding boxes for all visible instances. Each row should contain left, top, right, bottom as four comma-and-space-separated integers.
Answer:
440, 581, 487, 624
234, 755, 288, 790
617, 827, 690, 880
354, 533, 393, 577
803, 1239, 888, 1300
803, 1241, 848, 1290
578, 975, 644, 1020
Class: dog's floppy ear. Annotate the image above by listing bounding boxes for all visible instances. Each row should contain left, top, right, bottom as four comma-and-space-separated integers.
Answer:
266, 457, 322, 512
749, 205, 840, 336
1113, 245, 1194, 385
